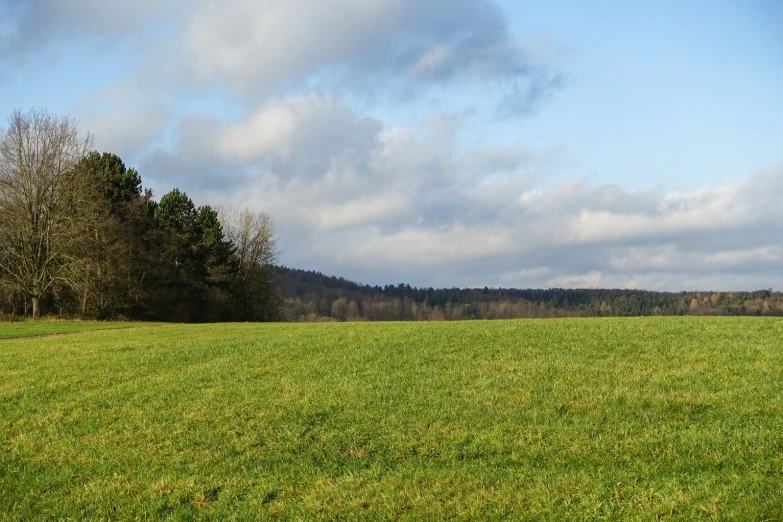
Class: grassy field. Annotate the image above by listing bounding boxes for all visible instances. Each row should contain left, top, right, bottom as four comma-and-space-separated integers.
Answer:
0, 320, 158, 340
1, 318, 782, 521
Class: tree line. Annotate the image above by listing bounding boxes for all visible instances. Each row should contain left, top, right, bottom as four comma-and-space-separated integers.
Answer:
0, 109, 280, 321
3, 109, 778, 323
279, 268, 783, 321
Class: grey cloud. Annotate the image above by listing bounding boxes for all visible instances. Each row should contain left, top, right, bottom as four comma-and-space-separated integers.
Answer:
136, 95, 393, 209
216, 94, 383, 181
0, 0, 175, 58
77, 89, 171, 160
139, 95, 538, 232
264, 158, 783, 291
147, 94, 783, 292
139, 150, 228, 197
180, 0, 562, 110
497, 71, 566, 119
145, 94, 782, 291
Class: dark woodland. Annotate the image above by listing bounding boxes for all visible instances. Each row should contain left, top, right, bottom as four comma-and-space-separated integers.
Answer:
278, 268, 783, 321
0, 109, 279, 322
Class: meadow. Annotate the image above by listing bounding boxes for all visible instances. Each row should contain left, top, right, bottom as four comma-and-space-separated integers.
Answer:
0, 321, 159, 340
1, 317, 782, 520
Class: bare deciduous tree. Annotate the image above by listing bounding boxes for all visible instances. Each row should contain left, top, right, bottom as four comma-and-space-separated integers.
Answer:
218, 207, 278, 271
0, 109, 93, 318
218, 206, 281, 320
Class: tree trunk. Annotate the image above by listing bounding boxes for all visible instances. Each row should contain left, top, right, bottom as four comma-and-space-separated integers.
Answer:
31, 296, 40, 319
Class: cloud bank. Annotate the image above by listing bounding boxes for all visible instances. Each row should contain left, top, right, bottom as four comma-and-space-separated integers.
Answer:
139, 93, 783, 290
1, 0, 780, 290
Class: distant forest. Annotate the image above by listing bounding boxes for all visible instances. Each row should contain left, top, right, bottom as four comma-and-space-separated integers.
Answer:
279, 267, 783, 321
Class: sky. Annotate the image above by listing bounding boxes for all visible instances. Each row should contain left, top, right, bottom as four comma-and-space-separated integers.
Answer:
1, 0, 781, 290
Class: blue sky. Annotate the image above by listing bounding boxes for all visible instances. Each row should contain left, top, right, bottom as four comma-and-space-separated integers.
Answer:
1, 0, 781, 290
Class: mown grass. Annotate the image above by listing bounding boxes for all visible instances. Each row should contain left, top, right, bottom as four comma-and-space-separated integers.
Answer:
1, 317, 782, 521
0, 320, 156, 340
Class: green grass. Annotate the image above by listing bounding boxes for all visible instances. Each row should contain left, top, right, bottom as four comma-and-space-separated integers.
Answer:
0, 320, 157, 340
1, 317, 782, 521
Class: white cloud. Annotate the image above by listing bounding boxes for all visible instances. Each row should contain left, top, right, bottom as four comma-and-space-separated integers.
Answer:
215, 94, 381, 175
178, 0, 555, 103
4, 0, 780, 291
263, 160, 783, 290
705, 246, 782, 267
545, 271, 607, 289
316, 193, 412, 232
129, 81, 783, 291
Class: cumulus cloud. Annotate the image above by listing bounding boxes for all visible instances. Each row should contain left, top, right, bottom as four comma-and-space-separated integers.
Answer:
137, 88, 783, 291
182, 0, 546, 97
3, 0, 779, 291
216, 94, 382, 177
0, 0, 175, 56
3, 0, 562, 117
